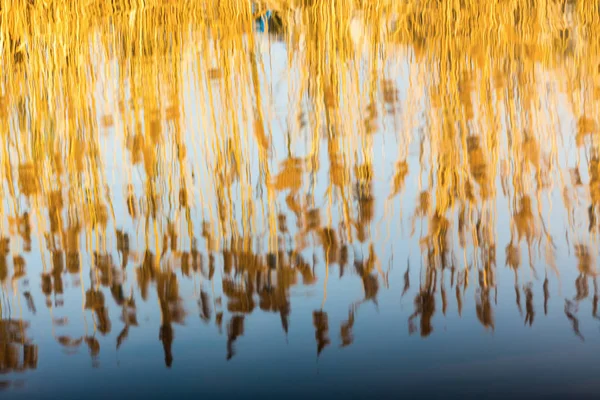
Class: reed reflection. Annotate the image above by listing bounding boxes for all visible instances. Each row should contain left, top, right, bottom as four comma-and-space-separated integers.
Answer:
0, 0, 600, 389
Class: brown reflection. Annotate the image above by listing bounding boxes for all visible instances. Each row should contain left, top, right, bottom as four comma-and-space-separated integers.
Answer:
524, 284, 534, 327
409, 288, 435, 337
0, 321, 37, 374
226, 316, 245, 361
313, 311, 330, 356
476, 287, 494, 331
565, 300, 585, 341
340, 307, 355, 348
157, 271, 185, 367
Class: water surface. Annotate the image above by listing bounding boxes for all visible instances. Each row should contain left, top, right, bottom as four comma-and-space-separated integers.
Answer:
2, 2, 600, 398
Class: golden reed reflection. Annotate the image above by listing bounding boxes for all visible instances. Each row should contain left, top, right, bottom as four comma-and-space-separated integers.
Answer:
1, 0, 600, 379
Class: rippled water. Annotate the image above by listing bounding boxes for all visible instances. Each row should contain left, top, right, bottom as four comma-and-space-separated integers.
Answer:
2, 2, 600, 398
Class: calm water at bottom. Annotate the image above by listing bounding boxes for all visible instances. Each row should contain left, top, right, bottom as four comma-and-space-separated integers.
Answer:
2, 4, 600, 399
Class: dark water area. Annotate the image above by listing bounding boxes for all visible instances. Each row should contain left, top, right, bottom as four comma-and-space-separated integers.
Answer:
2, 2, 600, 399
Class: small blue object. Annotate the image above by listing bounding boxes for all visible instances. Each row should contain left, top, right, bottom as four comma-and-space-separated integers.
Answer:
256, 10, 272, 33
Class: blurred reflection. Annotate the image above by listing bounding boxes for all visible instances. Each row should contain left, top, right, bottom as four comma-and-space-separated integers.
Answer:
0, 321, 37, 374
0, 0, 600, 388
